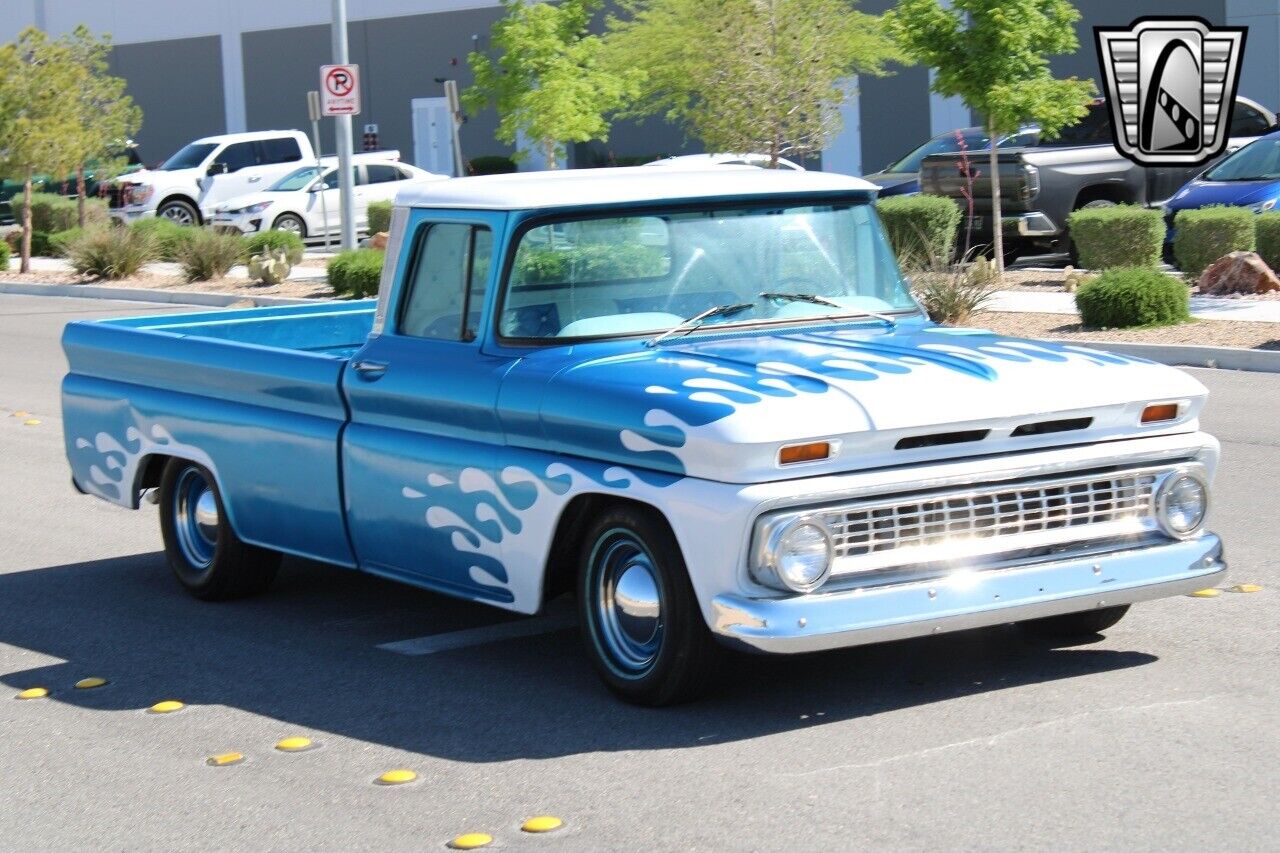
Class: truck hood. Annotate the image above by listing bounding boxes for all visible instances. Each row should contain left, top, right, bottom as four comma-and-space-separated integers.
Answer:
514, 323, 1207, 483
861, 172, 919, 196
212, 191, 278, 213
118, 167, 199, 187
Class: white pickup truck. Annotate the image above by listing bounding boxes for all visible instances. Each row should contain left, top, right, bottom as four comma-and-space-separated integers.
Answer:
109, 130, 315, 227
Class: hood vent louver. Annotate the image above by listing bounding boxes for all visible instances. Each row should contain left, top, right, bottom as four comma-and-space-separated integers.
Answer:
1011, 417, 1093, 437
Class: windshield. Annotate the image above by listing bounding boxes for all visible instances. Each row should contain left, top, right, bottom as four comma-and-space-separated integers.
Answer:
886, 131, 991, 174
270, 166, 323, 191
500, 203, 917, 340
1204, 138, 1280, 181
158, 142, 217, 171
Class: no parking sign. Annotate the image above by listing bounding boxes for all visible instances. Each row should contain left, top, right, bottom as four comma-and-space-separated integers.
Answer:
320, 64, 361, 116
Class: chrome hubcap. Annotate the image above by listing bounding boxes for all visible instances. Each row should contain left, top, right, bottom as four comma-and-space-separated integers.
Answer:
591, 530, 663, 675
276, 217, 302, 235
174, 468, 218, 569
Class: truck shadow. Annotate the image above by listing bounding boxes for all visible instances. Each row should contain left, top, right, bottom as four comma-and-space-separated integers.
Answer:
0, 552, 1157, 763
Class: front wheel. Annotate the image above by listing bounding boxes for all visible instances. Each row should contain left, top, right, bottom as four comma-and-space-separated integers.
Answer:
577, 504, 720, 706
159, 459, 281, 601
1019, 605, 1130, 639
272, 213, 307, 239
157, 198, 199, 226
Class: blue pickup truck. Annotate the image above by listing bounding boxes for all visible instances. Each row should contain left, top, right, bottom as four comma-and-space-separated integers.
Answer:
62, 168, 1225, 704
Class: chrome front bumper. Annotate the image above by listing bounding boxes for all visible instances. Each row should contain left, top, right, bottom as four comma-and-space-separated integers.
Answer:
1001, 211, 1059, 237
711, 533, 1224, 653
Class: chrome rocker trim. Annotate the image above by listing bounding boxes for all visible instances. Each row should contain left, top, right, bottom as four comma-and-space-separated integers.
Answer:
711, 533, 1224, 654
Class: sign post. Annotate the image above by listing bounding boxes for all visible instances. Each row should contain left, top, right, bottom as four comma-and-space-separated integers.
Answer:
306, 90, 331, 252
327, 0, 358, 251
443, 80, 466, 177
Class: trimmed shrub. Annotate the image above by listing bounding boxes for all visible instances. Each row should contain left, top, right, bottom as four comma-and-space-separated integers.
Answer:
1173, 205, 1255, 278
467, 155, 517, 175
12, 192, 107, 233
1067, 204, 1164, 269
130, 218, 197, 261
48, 227, 84, 257
29, 231, 53, 257
1075, 267, 1190, 328
0, 238, 9, 269
66, 226, 157, 279
876, 195, 962, 268
245, 229, 305, 265
327, 249, 384, 298
1255, 212, 1280, 274
366, 200, 393, 235
176, 228, 244, 282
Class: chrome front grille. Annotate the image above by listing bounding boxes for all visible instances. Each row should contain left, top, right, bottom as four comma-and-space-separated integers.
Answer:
815, 467, 1168, 577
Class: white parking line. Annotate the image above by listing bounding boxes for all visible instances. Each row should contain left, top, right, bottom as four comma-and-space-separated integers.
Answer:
376, 604, 577, 656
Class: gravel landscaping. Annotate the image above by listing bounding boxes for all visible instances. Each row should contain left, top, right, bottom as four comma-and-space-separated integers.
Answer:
0, 266, 337, 300
1001, 266, 1280, 300
975, 310, 1280, 351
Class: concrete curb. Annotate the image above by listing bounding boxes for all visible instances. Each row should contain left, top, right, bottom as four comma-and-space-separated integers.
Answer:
0, 279, 316, 307
1078, 339, 1280, 373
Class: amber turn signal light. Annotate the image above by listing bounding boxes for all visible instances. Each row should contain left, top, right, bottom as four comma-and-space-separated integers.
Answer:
1141, 403, 1179, 424
779, 441, 831, 465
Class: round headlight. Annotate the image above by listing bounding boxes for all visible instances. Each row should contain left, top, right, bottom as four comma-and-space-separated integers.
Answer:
760, 517, 834, 593
1156, 471, 1208, 538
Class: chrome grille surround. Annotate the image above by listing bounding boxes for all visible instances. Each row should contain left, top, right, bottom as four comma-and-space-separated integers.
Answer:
752, 463, 1201, 586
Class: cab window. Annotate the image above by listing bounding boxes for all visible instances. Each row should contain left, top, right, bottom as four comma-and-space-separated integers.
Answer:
399, 224, 493, 341
366, 164, 403, 184
1230, 102, 1272, 138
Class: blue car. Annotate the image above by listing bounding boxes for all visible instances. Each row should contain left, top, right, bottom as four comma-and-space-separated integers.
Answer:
1164, 129, 1280, 248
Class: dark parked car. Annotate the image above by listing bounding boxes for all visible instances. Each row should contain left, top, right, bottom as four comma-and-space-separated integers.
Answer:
917, 98, 1276, 261
0, 144, 144, 224
863, 126, 1038, 197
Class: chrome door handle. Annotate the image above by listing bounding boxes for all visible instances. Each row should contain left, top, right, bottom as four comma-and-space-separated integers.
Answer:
352, 359, 388, 379
248, 176, 262, 183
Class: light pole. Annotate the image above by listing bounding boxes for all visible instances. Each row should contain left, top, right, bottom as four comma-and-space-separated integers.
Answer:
331, 0, 356, 251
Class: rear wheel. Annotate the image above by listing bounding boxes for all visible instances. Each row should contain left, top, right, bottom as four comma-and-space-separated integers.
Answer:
1019, 605, 1130, 639
159, 459, 280, 601
577, 504, 720, 706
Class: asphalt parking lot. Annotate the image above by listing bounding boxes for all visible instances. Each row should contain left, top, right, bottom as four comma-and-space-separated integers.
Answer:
2, 294, 1277, 851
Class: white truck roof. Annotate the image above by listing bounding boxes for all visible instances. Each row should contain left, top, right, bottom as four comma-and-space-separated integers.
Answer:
395, 166, 878, 211
189, 129, 308, 145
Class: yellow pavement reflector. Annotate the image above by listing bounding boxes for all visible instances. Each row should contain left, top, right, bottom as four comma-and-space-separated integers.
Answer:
1231, 583, 1263, 593
448, 834, 493, 850
23, 419, 40, 426
17, 687, 49, 700
10, 411, 29, 418
1189, 588, 1222, 598
274, 736, 314, 752
375, 769, 417, 785
74, 677, 108, 689
148, 700, 185, 713
522, 816, 564, 833
207, 752, 245, 767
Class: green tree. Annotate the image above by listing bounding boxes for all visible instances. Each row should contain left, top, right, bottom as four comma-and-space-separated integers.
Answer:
62, 26, 142, 227
0, 28, 86, 272
887, 0, 1094, 275
464, 0, 642, 168
605, 0, 901, 167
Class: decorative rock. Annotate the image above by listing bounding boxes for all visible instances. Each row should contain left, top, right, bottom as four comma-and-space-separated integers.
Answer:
368, 231, 390, 251
1198, 251, 1280, 295
247, 248, 293, 285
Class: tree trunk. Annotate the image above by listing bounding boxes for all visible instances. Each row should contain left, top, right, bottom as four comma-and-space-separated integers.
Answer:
20, 168, 33, 275
76, 164, 87, 228
988, 119, 1004, 278
542, 139, 558, 170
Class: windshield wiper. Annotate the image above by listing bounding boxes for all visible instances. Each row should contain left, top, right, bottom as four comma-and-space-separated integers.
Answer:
759, 291, 897, 328
645, 303, 754, 347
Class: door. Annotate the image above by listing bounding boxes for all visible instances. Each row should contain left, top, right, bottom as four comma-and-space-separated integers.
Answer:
342, 212, 518, 603
412, 98, 455, 175
305, 166, 356, 236
201, 137, 305, 210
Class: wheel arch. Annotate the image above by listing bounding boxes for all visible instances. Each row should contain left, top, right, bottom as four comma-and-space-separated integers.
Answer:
541, 492, 679, 609
156, 194, 202, 225
135, 452, 246, 539
1072, 183, 1132, 209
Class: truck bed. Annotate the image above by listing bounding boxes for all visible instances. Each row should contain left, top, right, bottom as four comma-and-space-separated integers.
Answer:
61, 300, 377, 567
